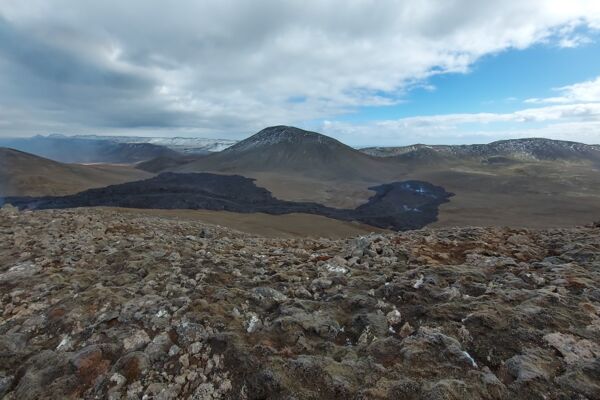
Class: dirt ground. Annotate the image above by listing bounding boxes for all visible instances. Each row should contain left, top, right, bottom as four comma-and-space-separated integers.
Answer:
104, 207, 387, 238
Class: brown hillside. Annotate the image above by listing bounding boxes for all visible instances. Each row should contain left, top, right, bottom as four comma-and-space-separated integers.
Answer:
0, 147, 152, 197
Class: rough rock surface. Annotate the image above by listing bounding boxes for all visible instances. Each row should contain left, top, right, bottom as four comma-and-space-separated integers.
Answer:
1, 207, 600, 399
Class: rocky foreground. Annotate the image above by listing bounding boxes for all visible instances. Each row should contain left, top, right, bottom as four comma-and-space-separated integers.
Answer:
1, 207, 599, 399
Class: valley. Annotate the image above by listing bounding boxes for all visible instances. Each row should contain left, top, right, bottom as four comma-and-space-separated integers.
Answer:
4, 172, 452, 231
3, 126, 600, 232
167, 126, 600, 229
3, 4, 600, 399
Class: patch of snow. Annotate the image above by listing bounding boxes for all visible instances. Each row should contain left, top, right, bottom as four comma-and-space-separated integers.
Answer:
227, 126, 336, 153
72, 134, 237, 153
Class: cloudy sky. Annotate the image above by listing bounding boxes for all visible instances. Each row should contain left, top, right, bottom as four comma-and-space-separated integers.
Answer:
1, 1, 600, 145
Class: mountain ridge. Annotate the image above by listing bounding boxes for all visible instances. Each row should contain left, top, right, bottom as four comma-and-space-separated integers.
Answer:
68, 134, 237, 154
0, 136, 180, 164
361, 137, 600, 162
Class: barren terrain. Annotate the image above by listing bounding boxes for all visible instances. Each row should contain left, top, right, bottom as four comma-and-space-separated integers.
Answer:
103, 208, 386, 238
0, 148, 152, 197
245, 160, 600, 229
410, 160, 600, 228
1, 207, 599, 399
5, 129, 600, 233
5, 172, 451, 231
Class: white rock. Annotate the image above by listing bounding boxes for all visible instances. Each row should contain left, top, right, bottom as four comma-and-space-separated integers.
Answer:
413, 275, 425, 289
386, 309, 402, 325
56, 335, 72, 351
246, 314, 261, 333
325, 263, 348, 274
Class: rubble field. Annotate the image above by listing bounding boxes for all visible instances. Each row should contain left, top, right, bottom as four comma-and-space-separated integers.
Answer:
1, 207, 599, 399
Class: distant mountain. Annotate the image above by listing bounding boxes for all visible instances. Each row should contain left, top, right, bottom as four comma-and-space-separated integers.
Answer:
0, 136, 179, 164
174, 125, 389, 181
0, 148, 151, 197
4, 127, 600, 230
71, 134, 237, 154
361, 138, 600, 163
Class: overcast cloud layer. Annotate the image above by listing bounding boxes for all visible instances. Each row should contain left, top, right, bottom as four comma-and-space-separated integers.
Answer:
1, 1, 600, 144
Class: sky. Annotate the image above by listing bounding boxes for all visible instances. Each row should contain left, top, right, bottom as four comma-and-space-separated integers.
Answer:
1, 1, 600, 146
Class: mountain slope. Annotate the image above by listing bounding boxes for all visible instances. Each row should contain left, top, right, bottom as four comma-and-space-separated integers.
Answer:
0, 148, 152, 197
136, 154, 207, 173
175, 126, 391, 181
0, 136, 180, 164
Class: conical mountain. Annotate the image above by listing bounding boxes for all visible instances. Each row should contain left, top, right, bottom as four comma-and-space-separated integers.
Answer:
175, 126, 391, 181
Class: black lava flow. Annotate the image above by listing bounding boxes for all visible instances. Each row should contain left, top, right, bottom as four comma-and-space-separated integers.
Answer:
4, 173, 453, 231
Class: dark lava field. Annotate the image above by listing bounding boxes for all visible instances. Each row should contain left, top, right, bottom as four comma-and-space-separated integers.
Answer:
3, 172, 452, 231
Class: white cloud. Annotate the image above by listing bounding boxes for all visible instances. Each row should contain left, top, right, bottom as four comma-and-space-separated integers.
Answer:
0, 1, 600, 138
320, 103, 600, 146
526, 76, 600, 104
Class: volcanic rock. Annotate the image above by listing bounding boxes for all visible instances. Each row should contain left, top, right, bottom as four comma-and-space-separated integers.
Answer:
4, 172, 452, 231
1, 207, 599, 399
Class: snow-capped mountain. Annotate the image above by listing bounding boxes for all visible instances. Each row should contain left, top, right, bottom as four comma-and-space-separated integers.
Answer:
72, 135, 237, 154
174, 125, 389, 180
361, 138, 600, 162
